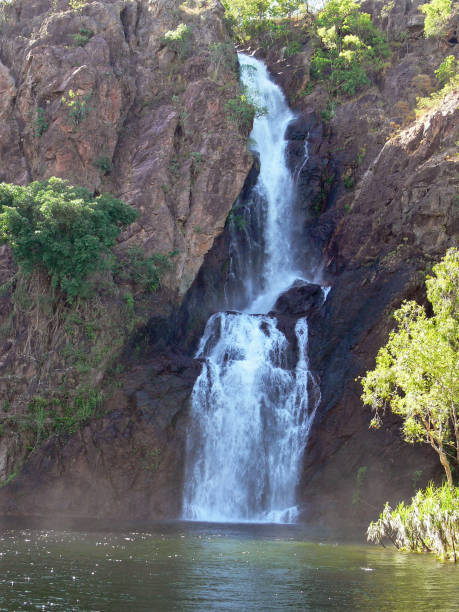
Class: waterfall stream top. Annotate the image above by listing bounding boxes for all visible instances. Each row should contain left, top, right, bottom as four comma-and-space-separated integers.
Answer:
238, 53, 304, 314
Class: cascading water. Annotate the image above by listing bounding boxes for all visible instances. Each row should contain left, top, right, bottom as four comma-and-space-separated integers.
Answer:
183, 54, 320, 523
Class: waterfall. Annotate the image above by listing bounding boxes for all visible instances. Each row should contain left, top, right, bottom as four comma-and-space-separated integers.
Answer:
183, 54, 320, 523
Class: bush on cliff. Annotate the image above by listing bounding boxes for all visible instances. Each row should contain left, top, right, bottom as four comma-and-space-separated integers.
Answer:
310, 0, 389, 97
416, 55, 459, 115
222, 0, 308, 43
420, 0, 452, 38
0, 178, 139, 300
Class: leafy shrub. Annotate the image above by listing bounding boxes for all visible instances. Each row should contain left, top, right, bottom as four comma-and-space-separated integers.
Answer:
161, 23, 192, 59
34, 107, 48, 137
420, 0, 452, 38
69, 0, 87, 12
27, 388, 103, 442
225, 87, 267, 135
361, 248, 459, 486
71, 27, 93, 46
115, 245, 174, 293
93, 155, 112, 175
342, 173, 354, 189
435, 54, 458, 86
284, 39, 302, 57
62, 90, 92, 128
310, 0, 389, 98
416, 58, 459, 115
368, 482, 459, 562
0, 178, 139, 300
209, 42, 237, 79
222, 0, 307, 42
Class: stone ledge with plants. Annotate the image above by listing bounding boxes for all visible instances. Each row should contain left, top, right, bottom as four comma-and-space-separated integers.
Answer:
0, 178, 173, 486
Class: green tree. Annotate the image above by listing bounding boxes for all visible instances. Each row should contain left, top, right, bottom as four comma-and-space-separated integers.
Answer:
310, 0, 389, 97
361, 248, 459, 487
161, 23, 192, 59
222, 0, 306, 41
434, 54, 458, 86
0, 178, 139, 300
420, 0, 452, 38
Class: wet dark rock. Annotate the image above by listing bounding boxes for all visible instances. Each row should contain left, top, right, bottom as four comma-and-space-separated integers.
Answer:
272, 281, 323, 318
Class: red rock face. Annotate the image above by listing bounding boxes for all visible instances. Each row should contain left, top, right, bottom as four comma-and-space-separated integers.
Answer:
0, 0, 251, 296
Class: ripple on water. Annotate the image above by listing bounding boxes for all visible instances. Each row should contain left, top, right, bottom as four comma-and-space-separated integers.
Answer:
0, 522, 458, 611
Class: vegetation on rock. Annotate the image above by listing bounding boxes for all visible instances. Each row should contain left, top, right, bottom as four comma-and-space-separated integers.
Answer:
310, 0, 389, 97
161, 23, 192, 58
363, 249, 459, 560
62, 89, 92, 128
0, 178, 139, 300
225, 86, 267, 135
416, 55, 459, 115
222, 0, 309, 44
420, 0, 452, 38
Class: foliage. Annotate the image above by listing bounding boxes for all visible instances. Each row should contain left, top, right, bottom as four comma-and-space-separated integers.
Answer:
114, 246, 175, 293
368, 482, 459, 562
62, 89, 92, 128
68, 0, 87, 12
380, 0, 395, 20
93, 155, 112, 175
435, 54, 458, 86
209, 42, 237, 80
34, 107, 48, 137
222, 0, 272, 39
310, 0, 389, 97
161, 23, 192, 58
27, 388, 103, 442
71, 27, 93, 47
225, 83, 267, 135
420, 0, 452, 38
0, 178, 139, 300
222, 0, 308, 42
342, 172, 354, 189
361, 248, 459, 486
416, 60, 459, 115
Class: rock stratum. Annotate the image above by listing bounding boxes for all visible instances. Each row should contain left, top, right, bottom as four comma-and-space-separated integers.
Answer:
0, 0, 457, 526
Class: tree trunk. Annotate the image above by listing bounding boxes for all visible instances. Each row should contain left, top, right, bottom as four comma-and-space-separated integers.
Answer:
438, 446, 454, 488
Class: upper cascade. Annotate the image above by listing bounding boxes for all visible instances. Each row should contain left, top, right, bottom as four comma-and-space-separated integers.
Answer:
238, 54, 303, 314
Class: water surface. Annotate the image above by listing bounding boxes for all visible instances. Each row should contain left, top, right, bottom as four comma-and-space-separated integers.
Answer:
1, 521, 457, 611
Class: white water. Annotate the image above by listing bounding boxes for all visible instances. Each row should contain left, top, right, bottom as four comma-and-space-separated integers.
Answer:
240, 55, 302, 314
183, 54, 319, 523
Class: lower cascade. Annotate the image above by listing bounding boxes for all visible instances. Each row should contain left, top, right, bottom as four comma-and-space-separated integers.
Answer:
183, 53, 322, 523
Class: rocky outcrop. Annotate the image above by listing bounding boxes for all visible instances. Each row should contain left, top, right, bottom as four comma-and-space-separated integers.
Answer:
0, 0, 251, 296
0, 353, 199, 518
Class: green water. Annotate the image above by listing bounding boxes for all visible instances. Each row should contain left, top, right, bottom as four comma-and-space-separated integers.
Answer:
0, 521, 457, 611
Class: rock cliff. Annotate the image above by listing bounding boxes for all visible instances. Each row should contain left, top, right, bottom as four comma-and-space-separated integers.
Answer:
0, 0, 457, 526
